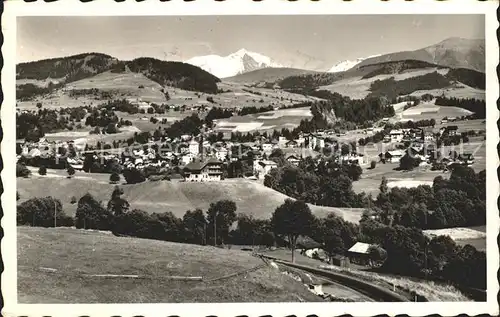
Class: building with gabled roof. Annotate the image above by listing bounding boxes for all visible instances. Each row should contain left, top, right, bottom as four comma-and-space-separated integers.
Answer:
184, 158, 223, 182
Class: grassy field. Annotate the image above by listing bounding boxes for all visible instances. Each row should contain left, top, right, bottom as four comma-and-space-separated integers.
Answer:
18, 226, 324, 303
424, 226, 486, 252
18, 172, 365, 223
224, 67, 321, 84
214, 107, 313, 133
352, 139, 486, 196
318, 68, 449, 99
261, 248, 470, 302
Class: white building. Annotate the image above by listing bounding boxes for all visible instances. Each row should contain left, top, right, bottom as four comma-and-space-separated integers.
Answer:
286, 154, 300, 166
181, 152, 196, 165
189, 140, 200, 156
389, 129, 404, 142
214, 147, 228, 161
184, 158, 223, 182
382, 150, 405, 163
262, 143, 274, 153
254, 160, 278, 180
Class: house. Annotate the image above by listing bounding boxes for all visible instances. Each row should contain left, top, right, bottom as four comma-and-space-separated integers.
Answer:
347, 242, 373, 266
445, 125, 459, 136
424, 129, 435, 142
254, 160, 278, 180
262, 143, 274, 153
380, 149, 405, 163
183, 158, 223, 182
459, 153, 475, 165
189, 140, 200, 156
278, 136, 288, 147
214, 147, 228, 161
389, 129, 404, 142
181, 152, 196, 165
286, 140, 298, 148
340, 153, 365, 165
286, 154, 300, 166
307, 134, 325, 150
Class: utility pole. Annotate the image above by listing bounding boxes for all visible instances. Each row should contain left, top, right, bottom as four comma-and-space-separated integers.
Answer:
54, 198, 57, 228
214, 214, 217, 246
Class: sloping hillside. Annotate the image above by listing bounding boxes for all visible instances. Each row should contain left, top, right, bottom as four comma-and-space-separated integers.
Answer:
16, 53, 222, 102
17, 172, 364, 224
18, 226, 323, 303
16, 53, 118, 82
225, 67, 321, 84
356, 38, 485, 72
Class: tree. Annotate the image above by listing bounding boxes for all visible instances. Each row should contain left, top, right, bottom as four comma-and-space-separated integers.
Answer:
38, 166, 47, 176
207, 200, 237, 245
399, 153, 421, 171
271, 199, 316, 263
367, 245, 387, 267
67, 166, 76, 178
16, 191, 20, 201
182, 209, 207, 245
70, 196, 77, 204
107, 186, 130, 218
370, 160, 377, 169
75, 193, 113, 230
17, 196, 72, 227
122, 168, 146, 184
317, 213, 358, 263
36, 102, 42, 109
110, 172, 121, 184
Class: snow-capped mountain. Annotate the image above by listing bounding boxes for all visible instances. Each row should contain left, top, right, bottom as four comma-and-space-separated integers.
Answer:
185, 49, 282, 78
327, 54, 382, 73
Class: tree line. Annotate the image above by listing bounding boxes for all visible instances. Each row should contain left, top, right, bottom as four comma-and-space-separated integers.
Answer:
264, 156, 367, 208
17, 187, 486, 290
372, 166, 485, 230
434, 96, 485, 119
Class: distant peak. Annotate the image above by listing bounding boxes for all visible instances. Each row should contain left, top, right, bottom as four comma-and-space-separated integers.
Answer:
234, 48, 249, 55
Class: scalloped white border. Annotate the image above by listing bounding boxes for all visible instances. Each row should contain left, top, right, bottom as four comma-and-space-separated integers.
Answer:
2, 0, 499, 316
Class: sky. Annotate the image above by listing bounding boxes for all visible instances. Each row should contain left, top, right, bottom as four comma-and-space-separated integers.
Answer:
17, 15, 485, 70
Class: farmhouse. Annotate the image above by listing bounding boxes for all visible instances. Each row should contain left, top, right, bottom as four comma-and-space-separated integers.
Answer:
183, 158, 223, 182
347, 242, 373, 266
380, 149, 405, 163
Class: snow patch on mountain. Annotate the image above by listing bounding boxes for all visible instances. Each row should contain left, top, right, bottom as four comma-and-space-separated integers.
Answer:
185, 49, 282, 78
327, 54, 382, 73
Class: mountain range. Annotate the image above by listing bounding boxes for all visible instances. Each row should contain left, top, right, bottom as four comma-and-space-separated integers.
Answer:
327, 54, 382, 73
185, 49, 282, 78
356, 37, 485, 72
185, 37, 485, 78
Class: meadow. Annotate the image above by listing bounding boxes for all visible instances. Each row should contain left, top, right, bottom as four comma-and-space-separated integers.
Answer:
18, 171, 365, 223
18, 226, 323, 303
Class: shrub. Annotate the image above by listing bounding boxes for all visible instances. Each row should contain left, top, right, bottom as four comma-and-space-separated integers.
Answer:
110, 172, 120, 184
70, 196, 77, 204
370, 160, 377, 169
67, 166, 76, 178
122, 168, 146, 184
16, 163, 31, 178
38, 166, 47, 176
